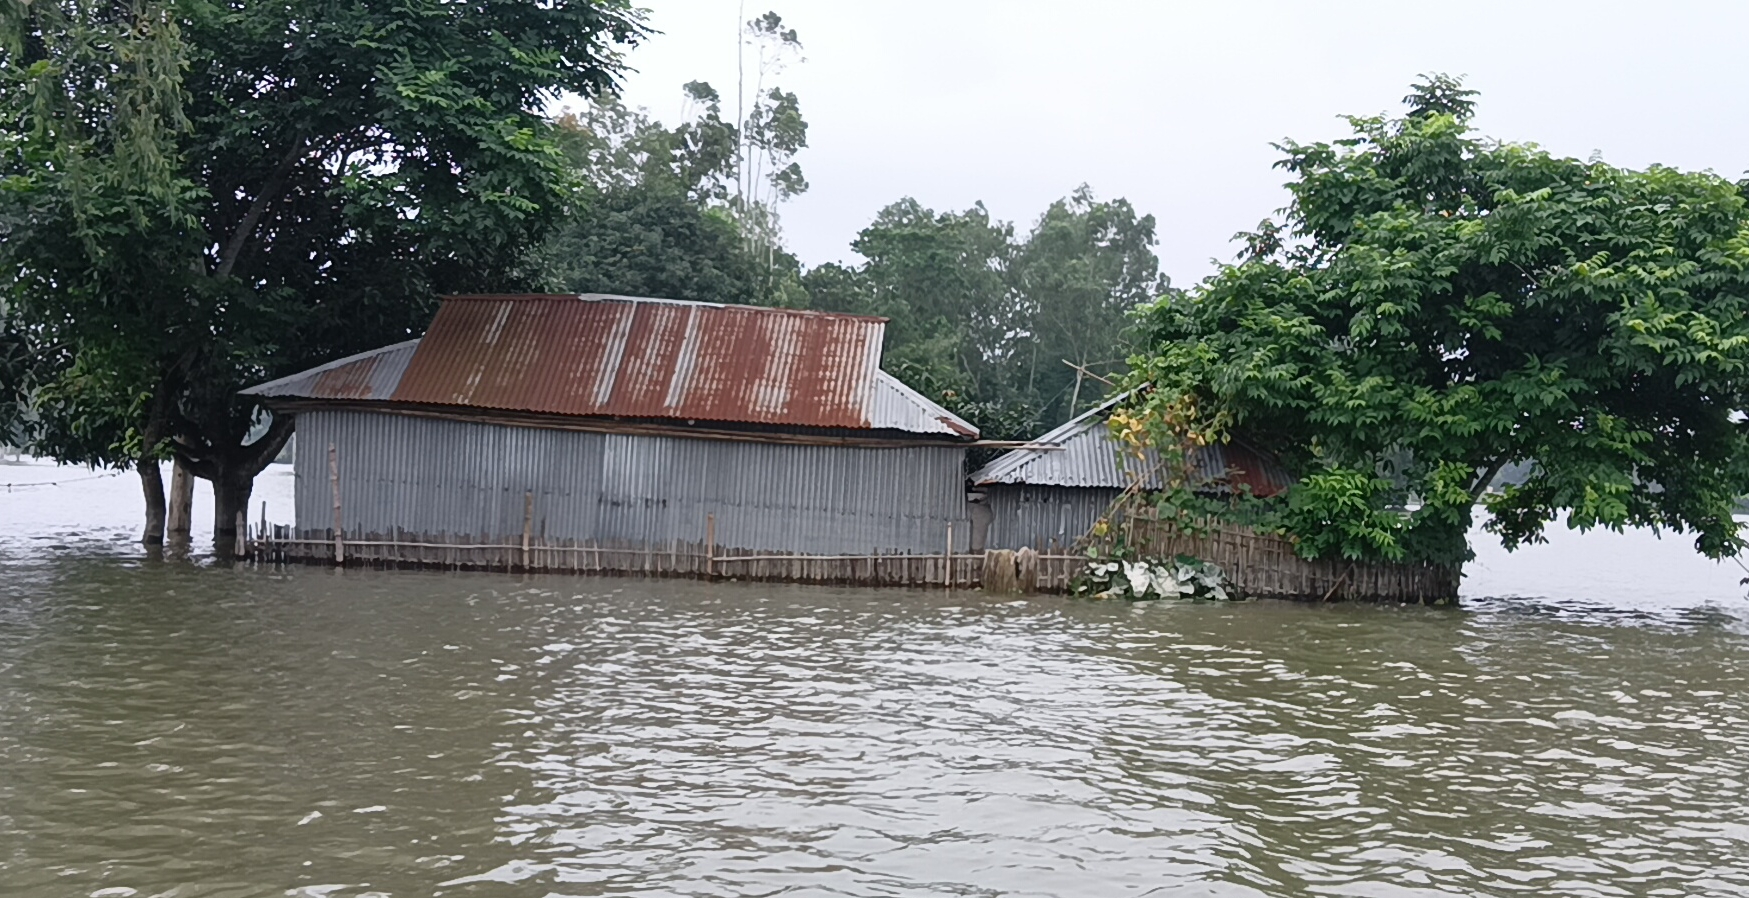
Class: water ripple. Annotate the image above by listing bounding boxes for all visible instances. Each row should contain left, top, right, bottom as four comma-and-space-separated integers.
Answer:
2, 558, 1748, 897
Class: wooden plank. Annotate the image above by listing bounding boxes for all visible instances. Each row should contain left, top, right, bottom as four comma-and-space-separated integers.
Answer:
521, 491, 533, 571
328, 442, 344, 565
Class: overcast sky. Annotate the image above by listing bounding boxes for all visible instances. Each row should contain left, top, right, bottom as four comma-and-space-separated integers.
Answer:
597, 1, 1749, 287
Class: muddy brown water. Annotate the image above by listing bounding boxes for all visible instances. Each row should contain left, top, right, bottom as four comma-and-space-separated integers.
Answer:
5, 460, 1749, 897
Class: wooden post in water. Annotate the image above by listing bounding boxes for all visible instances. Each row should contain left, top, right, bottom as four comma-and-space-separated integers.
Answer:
705, 513, 716, 579
234, 511, 248, 558
521, 491, 534, 571
945, 523, 955, 590
328, 442, 344, 565
166, 460, 195, 542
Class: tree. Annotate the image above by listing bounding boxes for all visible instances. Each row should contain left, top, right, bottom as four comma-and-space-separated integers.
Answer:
533, 183, 766, 304
817, 198, 1014, 406
803, 190, 1165, 443
1009, 185, 1167, 424
1129, 75, 1749, 564
535, 18, 812, 308
2, 0, 644, 547
732, 9, 807, 271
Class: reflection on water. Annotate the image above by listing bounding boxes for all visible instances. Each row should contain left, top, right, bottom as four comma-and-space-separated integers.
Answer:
4, 460, 1749, 897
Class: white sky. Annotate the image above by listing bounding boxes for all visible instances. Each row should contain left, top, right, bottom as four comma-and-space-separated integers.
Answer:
603, 0, 1749, 288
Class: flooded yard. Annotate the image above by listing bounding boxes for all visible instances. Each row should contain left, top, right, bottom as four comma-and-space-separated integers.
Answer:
4, 459, 1749, 897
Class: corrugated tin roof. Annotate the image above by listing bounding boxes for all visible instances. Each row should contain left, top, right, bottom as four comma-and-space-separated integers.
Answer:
241, 295, 979, 439
870, 371, 979, 437
240, 340, 420, 401
391, 294, 898, 430
970, 392, 1292, 496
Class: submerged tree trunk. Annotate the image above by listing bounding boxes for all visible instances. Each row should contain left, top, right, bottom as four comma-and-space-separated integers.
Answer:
167, 459, 195, 543
212, 473, 253, 556
138, 457, 166, 545
198, 414, 295, 558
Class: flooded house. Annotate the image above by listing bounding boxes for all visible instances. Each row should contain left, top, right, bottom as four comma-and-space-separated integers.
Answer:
968, 393, 1292, 553
244, 294, 979, 573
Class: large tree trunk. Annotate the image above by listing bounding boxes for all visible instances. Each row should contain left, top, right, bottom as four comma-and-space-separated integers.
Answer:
200, 413, 295, 558
167, 459, 195, 543
212, 473, 253, 557
138, 458, 166, 545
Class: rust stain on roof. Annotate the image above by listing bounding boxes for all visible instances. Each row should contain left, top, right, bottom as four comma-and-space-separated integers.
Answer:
310, 354, 382, 399
1218, 441, 1292, 499
391, 295, 890, 429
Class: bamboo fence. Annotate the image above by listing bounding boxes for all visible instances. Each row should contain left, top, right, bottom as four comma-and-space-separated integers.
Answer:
248, 522, 1086, 592
1109, 512, 1460, 603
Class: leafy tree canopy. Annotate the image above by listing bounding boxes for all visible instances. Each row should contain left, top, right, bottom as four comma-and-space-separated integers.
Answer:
535, 11, 811, 307
808, 188, 1166, 443
1129, 76, 1749, 564
1, 0, 644, 542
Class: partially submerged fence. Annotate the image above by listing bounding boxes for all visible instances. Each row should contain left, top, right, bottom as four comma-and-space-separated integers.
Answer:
1111, 512, 1460, 603
249, 523, 1086, 592
240, 489, 1456, 601
244, 515, 1456, 601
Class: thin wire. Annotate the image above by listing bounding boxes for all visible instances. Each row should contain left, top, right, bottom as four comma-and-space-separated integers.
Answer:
3, 472, 127, 490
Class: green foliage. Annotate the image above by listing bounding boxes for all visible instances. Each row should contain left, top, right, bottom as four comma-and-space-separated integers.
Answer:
1010, 187, 1167, 424
534, 11, 810, 307
831, 198, 1015, 400
533, 175, 769, 305
1076, 556, 1231, 601
1130, 74, 1749, 562
1281, 469, 1407, 562
2, 0, 644, 525
804, 187, 1167, 442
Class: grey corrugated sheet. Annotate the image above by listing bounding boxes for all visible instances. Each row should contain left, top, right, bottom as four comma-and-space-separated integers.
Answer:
242, 340, 419, 401
980, 484, 1121, 552
295, 409, 970, 555
868, 372, 977, 437
971, 393, 1151, 487
970, 392, 1291, 496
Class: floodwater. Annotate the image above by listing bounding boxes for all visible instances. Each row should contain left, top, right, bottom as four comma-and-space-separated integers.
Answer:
4, 459, 1749, 897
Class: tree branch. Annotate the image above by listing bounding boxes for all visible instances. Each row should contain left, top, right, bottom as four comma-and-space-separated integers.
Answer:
215, 138, 307, 279
1470, 456, 1509, 506
239, 411, 295, 477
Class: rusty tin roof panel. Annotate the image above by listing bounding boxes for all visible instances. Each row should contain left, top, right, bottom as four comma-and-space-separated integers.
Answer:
390, 295, 891, 429
240, 340, 420, 401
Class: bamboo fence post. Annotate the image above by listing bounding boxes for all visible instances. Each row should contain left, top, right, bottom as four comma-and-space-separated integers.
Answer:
946, 523, 955, 590
328, 442, 344, 565
705, 513, 716, 578
521, 491, 533, 571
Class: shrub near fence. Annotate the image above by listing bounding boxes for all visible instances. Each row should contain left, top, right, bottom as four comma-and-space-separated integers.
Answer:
1111, 510, 1460, 603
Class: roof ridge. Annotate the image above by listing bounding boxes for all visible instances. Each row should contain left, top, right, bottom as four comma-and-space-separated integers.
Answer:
438, 293, 889, 324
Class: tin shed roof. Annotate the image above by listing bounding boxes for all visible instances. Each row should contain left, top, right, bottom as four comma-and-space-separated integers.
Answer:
242, 295, 978, 439
240, 340, 420, 401
390, 294, 899, 429
870, 371, 980, 438
969, 392, 1291, 496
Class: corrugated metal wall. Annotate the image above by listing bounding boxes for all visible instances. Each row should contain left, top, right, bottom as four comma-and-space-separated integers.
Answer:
293, 409, 968, 554
982, 484, 1119, 552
